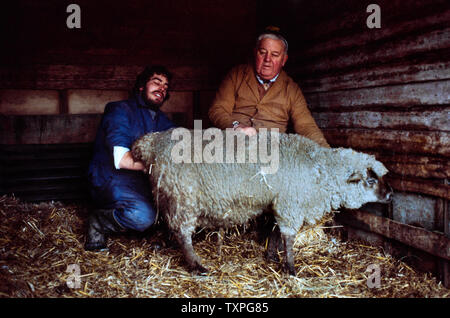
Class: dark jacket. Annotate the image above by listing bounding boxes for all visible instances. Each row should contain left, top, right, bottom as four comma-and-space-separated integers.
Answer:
88, 94, 175, 190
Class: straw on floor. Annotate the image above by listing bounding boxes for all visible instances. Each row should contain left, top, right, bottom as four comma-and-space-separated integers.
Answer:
0, 195, 448, 298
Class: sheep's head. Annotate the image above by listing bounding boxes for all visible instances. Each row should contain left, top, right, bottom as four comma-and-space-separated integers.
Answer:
346, 167, 392, 204
340, 153, 393, 209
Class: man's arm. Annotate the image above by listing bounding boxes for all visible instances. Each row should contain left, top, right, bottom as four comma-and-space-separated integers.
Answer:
208, 67, 238, 129
103, 103, 146, 171
117, 150, 145, 171
290, 86, 330, 148
208, 66, 257, 136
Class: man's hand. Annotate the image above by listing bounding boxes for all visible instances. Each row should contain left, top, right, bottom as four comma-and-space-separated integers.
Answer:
235, 125, 257, 136
118, 151, 146, 172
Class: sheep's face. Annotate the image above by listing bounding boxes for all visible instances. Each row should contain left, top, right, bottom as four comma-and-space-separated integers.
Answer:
343, 168, 393, 209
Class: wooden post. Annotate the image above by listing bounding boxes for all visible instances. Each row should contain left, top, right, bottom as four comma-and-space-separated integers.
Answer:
441, 192, 450, 288
59, 89, 69, 114
335, 210, 450, 261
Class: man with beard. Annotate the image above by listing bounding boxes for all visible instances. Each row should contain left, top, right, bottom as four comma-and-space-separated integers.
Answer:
85, 65, 176, 251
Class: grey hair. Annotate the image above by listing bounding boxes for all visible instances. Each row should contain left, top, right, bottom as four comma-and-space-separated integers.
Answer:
256, 33, 288, 53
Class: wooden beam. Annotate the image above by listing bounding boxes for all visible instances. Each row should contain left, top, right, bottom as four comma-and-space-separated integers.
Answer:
300, 60, 450, 93
367, 152, 449, 179
439, 196, 449, 287
0, 64, 224, 91
296, 28, 450, 75
306, 80, 450, 111
0, 114, 102, 144
387, 175, 449, 199
386, 162, 448, 180
323, 129, 450, 157
335, 209, 450, 261
297, 9, 450, 60
313, 109, 450, 131
58, 89, 68, 114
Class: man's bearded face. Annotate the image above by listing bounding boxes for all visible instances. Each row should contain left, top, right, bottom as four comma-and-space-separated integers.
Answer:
140, 74, 169, 106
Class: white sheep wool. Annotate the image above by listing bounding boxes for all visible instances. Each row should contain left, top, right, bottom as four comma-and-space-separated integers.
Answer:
132, 129, 389, 231
132, 129, 390, 273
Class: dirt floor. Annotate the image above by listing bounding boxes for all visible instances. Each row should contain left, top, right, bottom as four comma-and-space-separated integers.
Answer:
0, 195, 448, 298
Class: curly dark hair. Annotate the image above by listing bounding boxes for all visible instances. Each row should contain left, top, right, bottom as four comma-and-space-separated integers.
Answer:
132, 65, 173, 100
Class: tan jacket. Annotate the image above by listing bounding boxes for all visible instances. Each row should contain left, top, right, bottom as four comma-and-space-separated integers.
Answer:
208, 64, 329, 148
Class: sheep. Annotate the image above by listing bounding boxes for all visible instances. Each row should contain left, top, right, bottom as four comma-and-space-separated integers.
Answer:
131, 128, 393, 275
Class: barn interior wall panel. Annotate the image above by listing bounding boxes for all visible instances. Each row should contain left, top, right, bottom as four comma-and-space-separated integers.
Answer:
282, 1, 449, 286
0, 0, 258, 203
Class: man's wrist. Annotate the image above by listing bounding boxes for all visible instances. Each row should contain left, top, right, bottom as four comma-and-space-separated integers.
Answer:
133, 160, 145, 172
232, 120, 240, 130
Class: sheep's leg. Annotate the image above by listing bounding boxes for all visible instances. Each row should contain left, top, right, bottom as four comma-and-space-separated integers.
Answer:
280, 231, 296, 276
174, 230, 208, 274
217, 228, 225, 257
265, 226, 283, 262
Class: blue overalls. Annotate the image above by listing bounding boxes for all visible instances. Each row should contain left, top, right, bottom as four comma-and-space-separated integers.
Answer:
87, 94, 175, 231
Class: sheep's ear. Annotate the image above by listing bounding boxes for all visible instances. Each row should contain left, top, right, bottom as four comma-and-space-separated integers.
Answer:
347, 172, 363, 183
370, 160, 389, 177
367, 168, 378, 179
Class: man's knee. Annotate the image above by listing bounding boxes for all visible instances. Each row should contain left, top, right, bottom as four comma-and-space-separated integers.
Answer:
133, 204, 156, 232
90, 177, 156, 232
115, 201, 156, 232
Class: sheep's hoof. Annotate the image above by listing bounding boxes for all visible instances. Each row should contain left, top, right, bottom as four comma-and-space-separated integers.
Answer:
283, 264, 296, 276
189, 263, 209, 276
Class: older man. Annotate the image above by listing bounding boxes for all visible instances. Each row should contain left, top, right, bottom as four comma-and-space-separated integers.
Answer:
208, 27, 329, 148
208, 27, 329, 261
85, 65, 176, 251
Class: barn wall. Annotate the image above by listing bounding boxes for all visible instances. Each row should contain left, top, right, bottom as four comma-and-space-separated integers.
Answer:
271, 0, 449, 285
0, 0, 258, 139
298, 2, 450, 216
0, 0, 258, 201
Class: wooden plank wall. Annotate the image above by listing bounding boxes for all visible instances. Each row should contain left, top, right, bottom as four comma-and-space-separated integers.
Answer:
0, 0, 258, 137
0, 64, 222, 132
0, 0, 258, 200
0, 143, 93, 201
278, 0, 449, 286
